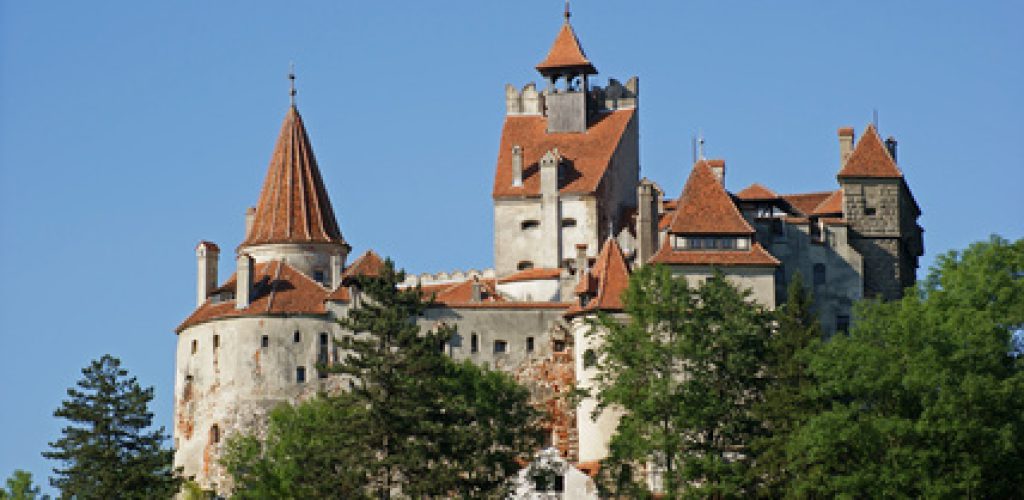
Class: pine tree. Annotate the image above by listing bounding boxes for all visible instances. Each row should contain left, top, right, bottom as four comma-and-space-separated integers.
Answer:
0, 470, 47, 500
42, 355, 179, 499
750, 272, 821, 497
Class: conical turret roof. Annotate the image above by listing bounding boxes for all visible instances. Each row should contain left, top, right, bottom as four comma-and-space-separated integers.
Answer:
536, 19, 597, 76
837, 124, 902, 179
242, 106, 345, 247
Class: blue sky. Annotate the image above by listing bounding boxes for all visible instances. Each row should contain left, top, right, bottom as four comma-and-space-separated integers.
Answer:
1, 0, 1021, 491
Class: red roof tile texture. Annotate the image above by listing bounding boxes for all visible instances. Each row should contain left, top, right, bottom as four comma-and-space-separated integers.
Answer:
493, 110, 635, 198
341, 250, 385, 283
536, 22, 597, 75
736, 183, 779, 201
242, 106, 345, 247
667, 160, 754, 235
649, 242, 780, 267
177, 261, 328, 332
837, 124, 903, 179
782, 191, 833, 216
567, 238, 630, 316
497, 267, 563, 283
812, 190, 844, 215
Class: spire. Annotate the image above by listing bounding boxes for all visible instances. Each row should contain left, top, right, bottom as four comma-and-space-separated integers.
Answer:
288, 62, 296, 107
241, 105, 346, 247
536, 4, 597, 77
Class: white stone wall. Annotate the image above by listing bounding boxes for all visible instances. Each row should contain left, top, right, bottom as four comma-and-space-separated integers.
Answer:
667, 266, 777, 309
174, 315, 347, 493
497, 278, 562, 302
494, 197, 600, 276
571, 316, 624, 464
239, 242, 347, 283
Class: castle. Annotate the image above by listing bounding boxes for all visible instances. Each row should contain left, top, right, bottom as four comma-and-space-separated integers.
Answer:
173, 8, 923, 494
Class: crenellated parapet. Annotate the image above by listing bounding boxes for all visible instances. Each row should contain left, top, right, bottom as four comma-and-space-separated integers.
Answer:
506, 83, 545, 116
590, 76, 639, 111
401, 268, 497, 287
506, 77, 638, 116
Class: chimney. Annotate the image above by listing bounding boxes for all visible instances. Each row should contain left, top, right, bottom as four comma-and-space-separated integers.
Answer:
707, 159, 726, 184
195, 241, 220, 307
245, 207, 256, 238
574, 244, 588, 283
330, 254, 343, 289
885, 136, 898, 163
539, 148, 560, 195
470, 278, 483, 303
636, 180, 658, 267
838, 127, 855, 167
235, 253, 254, 310
512, 145, 524, 187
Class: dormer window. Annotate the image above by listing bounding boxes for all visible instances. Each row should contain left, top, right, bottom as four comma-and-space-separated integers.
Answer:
521, 220, 540, 230
674, 236, 749, 251
313, 270, 326, 284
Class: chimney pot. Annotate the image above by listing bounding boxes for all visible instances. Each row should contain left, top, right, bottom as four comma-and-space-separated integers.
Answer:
885, 136, 898, 163
235, 253, 254, 310
195, 241, 220, 307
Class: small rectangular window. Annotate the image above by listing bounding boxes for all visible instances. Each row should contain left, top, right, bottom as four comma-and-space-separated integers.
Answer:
213, 335, 220, 349
261, 335, 269, 348
837, 315, 851, 333
293, 330, 301, 343
864, 207, 876, 216
526, 337, 535, 352
191, 339, 197, 355
494, 340, 508, 354
319, 333, 329, 345
313, 270, 325, 283
296, 366, 306, 383
553, 340, 566, 352
471, 334, 479, 353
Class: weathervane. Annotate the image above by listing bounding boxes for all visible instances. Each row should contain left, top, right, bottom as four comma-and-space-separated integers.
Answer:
288, 62, 297, 107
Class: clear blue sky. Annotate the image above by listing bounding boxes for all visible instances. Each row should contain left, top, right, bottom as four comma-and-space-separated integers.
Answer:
1, 0, 1021, 491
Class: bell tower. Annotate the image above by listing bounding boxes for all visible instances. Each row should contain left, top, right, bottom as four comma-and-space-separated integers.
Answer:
536, 3, 598, 133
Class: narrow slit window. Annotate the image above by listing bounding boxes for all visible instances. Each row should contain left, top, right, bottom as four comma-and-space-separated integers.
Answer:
526, 337, 535, 352
191, 339, 197, 355
520, 220, 540, 230
210, 424, 220, 444
517, 261, 534, 271
293, 330, 301, 343
471, 334, 479, 353
561, 218, 577, 228
296, 366, 306, 383
261, 335, 269, 348
213, 335, 220, 350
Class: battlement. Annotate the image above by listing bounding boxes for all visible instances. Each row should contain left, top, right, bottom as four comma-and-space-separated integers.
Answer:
505, 77, 638, 116
400, 268, 497, 287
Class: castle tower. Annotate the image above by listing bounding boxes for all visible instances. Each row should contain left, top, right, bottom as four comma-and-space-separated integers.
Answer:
836, 125, 923, 299
238, 104, 350, 286
493, 6, 640, 277
174, 99, 353, 494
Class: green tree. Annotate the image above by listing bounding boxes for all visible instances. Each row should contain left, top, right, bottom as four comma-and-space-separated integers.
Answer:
223, 259, 542, 499
750, 272, 821, 496
42, 355, 179, 499
788, 235, 1024, 498
0, 470, 47, 500
592, 265, 772, 497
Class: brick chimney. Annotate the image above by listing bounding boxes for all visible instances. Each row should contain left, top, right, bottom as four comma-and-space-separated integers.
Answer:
512, 145, 524, 187
707, 159, 725, 184
235, 253, 254, 310
838, 127, 855, 167
195, 241, 220, 307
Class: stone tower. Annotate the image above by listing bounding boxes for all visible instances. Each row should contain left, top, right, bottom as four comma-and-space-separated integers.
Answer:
836, 125, 923, 299
174, 102, 352, 493
493, 8, 640, 277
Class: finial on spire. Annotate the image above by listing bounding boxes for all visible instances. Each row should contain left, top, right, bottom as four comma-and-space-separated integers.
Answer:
288, 62, 297, 107
564, 0, 571, 22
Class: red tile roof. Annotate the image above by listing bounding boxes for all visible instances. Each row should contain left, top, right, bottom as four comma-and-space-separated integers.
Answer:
497, 267, 563, 283
493, 109, 635, 198
536, 21, 597, 75
418, 278, 504, 306
241, 106, 346, 247
341, 250, 386, 283
812, 190, 843, 215
667, 160, 754, 235
567, 238, 630, 316
736, 183, 779, 201
177, 261, 328, 332
837, 124, 902, 178
649, 242, 780, 267
782, 191, 833, 216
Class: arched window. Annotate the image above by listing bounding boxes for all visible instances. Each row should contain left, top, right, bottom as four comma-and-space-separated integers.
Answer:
210, 424, 220, 444
813, 263, 826, 286
517, 261, 534, 271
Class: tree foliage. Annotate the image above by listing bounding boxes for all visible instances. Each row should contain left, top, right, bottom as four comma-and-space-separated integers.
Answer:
42, 355, 179, 499
223, 260, 542, 499
0, 470, 47, 500
592, 265, 772, 497
787, 235, 1024, 498
750, 272, 821, 496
